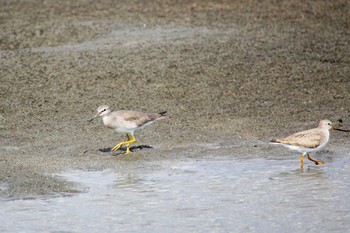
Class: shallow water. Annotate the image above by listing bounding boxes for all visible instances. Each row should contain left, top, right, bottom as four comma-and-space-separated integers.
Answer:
1, 157, 350, 233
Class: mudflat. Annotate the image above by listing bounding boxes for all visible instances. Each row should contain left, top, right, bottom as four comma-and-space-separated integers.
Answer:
0, 0, 349, 197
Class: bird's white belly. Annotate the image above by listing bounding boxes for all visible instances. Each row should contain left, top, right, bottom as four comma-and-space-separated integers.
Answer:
282, 144, 313, 153
115, 127, 136, 134
282, 142, 327, 153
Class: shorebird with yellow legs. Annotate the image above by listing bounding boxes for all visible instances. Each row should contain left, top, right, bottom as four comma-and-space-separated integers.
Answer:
89, 105, 168, 154
270, 120, 349, 168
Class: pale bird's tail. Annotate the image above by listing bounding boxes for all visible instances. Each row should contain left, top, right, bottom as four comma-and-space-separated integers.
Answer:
270, 138, 281, 144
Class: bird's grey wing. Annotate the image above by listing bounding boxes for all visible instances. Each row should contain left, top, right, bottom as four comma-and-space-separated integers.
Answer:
123, 111, 158, 127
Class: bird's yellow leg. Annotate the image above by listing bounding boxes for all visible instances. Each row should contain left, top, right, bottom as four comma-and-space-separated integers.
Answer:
125, 135, 136, 154
307, 153, 324, 165
111, 134, 132, 151
112, 135, 137, 153
300, 153, 305, 169
111, 141, 127, 151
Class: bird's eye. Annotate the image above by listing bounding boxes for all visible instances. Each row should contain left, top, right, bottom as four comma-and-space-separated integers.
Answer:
328, 123, 331, 125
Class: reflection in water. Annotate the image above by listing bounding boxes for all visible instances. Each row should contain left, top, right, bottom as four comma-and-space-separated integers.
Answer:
0, 158, 350, 233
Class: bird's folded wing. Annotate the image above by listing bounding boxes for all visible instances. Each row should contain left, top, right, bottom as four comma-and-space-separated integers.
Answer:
275, 130, 322, 148
123, 111, 157, 127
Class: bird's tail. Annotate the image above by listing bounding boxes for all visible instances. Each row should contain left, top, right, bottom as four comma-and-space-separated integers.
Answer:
156, 111, 168, 120
270, 138, 281, 144
158, 111, 167, 116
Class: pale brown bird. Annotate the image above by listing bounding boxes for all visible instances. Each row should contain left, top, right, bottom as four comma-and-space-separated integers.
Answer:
270, 120, 349, 168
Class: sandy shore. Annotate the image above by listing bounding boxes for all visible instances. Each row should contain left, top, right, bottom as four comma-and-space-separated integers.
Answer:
0, 0, 349, 197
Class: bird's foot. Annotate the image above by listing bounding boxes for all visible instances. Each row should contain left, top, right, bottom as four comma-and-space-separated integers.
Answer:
307, 154, 324, 166
315, 161, 325, 165
125, 147, 131, 154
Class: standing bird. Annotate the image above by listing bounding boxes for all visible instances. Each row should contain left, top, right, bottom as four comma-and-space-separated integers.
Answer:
270, 119, 348, 168
89, 105, 168, 154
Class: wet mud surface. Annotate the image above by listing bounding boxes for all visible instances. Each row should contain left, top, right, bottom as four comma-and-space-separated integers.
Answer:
0, 0, 349, 199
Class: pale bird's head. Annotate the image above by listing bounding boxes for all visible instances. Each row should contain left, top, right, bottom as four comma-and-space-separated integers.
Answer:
319, 119, 349, 132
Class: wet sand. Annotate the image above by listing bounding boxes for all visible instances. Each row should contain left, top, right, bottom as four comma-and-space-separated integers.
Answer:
0, 0, 349, 197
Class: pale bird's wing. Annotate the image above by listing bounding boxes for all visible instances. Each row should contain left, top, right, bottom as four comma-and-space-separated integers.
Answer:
122, 111, 160, 127
275, 129, 322, 148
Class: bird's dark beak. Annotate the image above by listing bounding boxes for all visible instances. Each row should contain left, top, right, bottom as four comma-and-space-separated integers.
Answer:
332, 126, 349, 132
88, 113, 99, 123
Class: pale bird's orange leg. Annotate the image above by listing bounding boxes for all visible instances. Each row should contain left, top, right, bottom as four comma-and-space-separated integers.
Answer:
300, 153, 305, 169
307, 153, 324, 165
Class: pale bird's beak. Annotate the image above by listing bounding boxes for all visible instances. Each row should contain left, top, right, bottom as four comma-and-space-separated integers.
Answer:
332, 125, 349, 132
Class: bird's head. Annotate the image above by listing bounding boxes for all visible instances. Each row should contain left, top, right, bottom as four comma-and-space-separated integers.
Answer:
88, 105, 111, 122
319, 119, 349, 132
